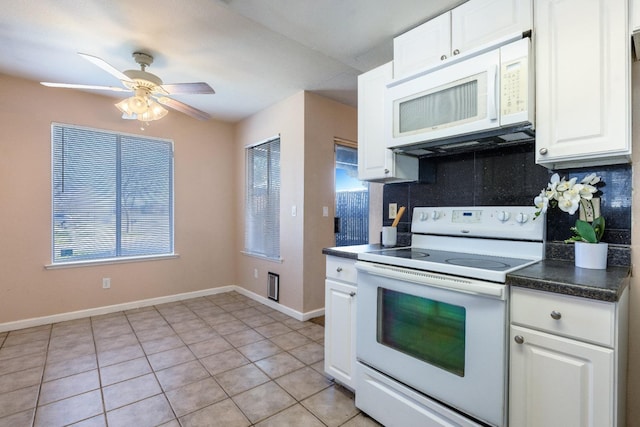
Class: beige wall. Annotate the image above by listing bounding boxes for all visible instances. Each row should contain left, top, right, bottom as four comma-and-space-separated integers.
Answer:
234, 92, 306, 313
0, 73, 237, 325
302, 92, 357, 312
234, 92, 357, 315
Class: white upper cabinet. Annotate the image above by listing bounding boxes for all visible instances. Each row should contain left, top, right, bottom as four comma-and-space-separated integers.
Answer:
451, 0, 532, 56
393, 13, 451, 80
394, 0, 532, 79
357, 62, 418, 182
632, 0, 640, 33
535, 0, 631, 169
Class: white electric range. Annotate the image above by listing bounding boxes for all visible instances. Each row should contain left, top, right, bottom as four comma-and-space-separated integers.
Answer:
355, 206, 545, 427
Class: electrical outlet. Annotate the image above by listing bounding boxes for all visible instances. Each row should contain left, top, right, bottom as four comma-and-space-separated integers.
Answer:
254, 268, 258, 279
579, 198, 601, 222
102, 278, 111, 289
389, 203, 398, 219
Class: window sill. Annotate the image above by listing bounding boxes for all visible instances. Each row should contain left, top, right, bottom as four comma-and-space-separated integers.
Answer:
45, 253, 180, 269
241, 251, 283, 263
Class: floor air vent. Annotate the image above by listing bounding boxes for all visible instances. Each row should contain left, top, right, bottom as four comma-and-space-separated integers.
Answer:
268, 272, 279, 302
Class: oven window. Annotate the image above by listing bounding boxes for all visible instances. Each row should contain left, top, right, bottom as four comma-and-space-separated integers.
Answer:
377, 288, 466, 377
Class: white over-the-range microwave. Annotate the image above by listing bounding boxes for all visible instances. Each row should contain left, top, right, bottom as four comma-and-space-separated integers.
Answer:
386, 37, 534, 156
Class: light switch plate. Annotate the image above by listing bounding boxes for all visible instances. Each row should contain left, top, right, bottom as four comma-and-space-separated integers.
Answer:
389, 203, 398, 219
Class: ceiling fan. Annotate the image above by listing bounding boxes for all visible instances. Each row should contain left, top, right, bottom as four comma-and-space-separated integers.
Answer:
41, 52, 215, 122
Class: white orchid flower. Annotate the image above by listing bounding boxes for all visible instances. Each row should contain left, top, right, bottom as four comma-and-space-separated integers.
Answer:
564, 183, 584, 201
557, 191, 581, 215
534, 190, 549, 214
532, 172, 604, 235
581, 173, 601, 185
556, 176, 577, 193
578, 184, 597, 200
546, 173, 560, 200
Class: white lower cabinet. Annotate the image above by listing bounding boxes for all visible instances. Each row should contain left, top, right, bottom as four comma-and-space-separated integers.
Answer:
324, 256, 357, 389
509, 287, 628, 427
509, 325, 614, 427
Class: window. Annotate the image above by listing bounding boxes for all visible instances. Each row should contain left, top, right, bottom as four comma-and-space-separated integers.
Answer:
244, 137, 280, 259
51, 123, 173, 263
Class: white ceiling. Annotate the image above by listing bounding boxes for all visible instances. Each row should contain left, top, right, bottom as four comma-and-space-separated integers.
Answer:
0, 0, 465, 122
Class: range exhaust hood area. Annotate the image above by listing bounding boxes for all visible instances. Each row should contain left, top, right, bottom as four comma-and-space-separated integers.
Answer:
392, 124, 535, 158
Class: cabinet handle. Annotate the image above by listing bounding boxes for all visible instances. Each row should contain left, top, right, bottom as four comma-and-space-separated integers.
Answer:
453, 49, 460, 55
336, 267, 343, 272
440, 54, 447, 60
539, 148, 548, 155
384, 168, 390, 174
550, 310, 562, 320
349, 292, 356, 297
514, 335, 525, 344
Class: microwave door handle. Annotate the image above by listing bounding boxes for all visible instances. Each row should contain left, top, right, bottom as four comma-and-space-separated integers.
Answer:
487, 65, 498, 121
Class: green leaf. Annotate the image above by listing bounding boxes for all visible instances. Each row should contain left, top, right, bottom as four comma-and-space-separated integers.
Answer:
592, 216, 605, 242
574, 219, 597, 243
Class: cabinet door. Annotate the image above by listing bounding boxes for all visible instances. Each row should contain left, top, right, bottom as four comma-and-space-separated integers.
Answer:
393, 12, 451, 79
452, 0, 532, 55
510, 325, 614, 427
535, 0, 630, 168
633, 0, 640, 33
357, 62, 418, 183
324, 279, 356, 389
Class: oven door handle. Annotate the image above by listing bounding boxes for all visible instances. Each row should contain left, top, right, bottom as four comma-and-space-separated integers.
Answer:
355, 261, 505, 299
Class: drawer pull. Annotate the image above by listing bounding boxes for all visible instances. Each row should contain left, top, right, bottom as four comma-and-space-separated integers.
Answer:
336, 267, 343, 272
514, 335, 525, 344
550, 311, 562, 320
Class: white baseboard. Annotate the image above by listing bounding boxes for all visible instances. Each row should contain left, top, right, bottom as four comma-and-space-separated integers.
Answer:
0, 285, 325, 333
233, 287, 325, 321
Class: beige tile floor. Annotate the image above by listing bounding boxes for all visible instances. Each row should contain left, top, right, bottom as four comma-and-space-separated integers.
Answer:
0, 291, 382, 427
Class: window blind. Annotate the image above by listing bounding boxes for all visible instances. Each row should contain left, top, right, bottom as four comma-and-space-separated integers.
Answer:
244, 137, 280, 259
52, 124, 173, 263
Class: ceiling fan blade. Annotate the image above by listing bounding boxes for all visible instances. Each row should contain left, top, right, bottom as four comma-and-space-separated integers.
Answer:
78, 53, 133, 83
40, 82, 132, 92
156, 97, 211, 121
160, 82, 215, 95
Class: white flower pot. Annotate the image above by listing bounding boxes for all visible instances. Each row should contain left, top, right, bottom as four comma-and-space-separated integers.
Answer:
574, 241, 608, 270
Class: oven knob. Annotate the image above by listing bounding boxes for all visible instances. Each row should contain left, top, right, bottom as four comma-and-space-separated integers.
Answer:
431, 210, 440, 220
516, 213, 529, 224
420, 212, 428, 221
497, 211, 511, 222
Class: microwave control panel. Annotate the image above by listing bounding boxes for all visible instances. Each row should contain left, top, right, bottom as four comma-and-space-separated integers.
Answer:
501, 57, 528, 117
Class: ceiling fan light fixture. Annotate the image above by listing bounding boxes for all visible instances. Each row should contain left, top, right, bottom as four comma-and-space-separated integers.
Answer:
139, 101, 168, 121
115, 98, 133, 115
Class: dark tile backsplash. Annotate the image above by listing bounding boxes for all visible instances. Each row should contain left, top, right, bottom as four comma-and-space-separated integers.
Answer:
383, 145, 631, 246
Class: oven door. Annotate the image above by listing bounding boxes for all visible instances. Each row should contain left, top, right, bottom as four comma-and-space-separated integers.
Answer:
355, 261, 507, 427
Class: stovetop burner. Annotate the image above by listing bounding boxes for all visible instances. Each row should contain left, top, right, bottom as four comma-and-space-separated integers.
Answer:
445, 258, 511, 270
377, 249, 429, 259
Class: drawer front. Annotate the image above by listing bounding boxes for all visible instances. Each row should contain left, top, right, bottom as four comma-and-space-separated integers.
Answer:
511, 287, 615, 347
326, 256, 357, 283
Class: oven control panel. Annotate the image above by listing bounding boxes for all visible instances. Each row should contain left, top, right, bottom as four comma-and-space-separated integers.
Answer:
411, 206, 545, 241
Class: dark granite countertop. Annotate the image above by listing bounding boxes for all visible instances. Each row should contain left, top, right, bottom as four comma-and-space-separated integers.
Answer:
323, 245, 631, 302
507, 259, 630, 302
